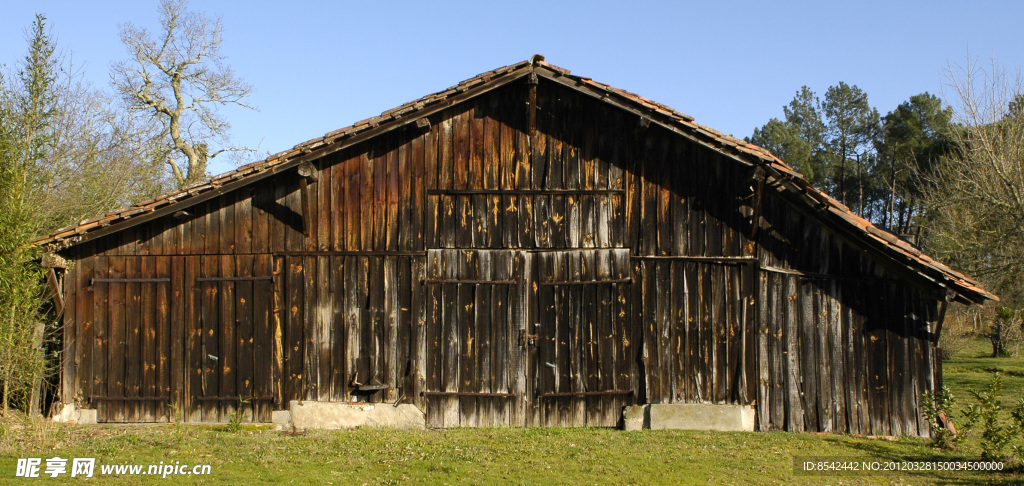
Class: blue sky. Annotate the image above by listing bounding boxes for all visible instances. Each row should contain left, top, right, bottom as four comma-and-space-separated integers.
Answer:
2, 1, 1022, 176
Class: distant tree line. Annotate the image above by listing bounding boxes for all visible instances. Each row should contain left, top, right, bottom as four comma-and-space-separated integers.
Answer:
749, 62, 1024, 353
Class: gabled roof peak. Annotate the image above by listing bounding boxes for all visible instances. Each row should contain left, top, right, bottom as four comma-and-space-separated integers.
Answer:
35, 58, 996, 303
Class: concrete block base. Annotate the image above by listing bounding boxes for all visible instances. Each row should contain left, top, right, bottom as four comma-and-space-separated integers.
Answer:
289, 401, 424, 430
271, 410, 292, 431
621, 405, 646, 431
621, 403, 754, 432
52, 404, 97, 424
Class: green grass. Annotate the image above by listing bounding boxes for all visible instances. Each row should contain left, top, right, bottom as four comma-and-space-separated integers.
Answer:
2, 423, 1019, 484
1, 338, 1020, 485
943, 337, 1024, 410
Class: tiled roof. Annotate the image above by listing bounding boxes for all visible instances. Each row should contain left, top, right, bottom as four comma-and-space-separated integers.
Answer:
35, 57, 996, 303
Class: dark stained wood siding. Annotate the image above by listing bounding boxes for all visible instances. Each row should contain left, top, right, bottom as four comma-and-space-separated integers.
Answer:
59, 77, 943, 434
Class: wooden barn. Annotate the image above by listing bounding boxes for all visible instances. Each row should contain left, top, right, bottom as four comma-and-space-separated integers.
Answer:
39, 57, 995, 434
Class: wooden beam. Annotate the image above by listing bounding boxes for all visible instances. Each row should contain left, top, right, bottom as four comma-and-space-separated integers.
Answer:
750, 166, 766, 241
299, 176, 311, 237
90, 278, 170, 284
632, 255, 757, 263
527, 72, 538, 138
297, 161, 319, 181
45, 267, 64, 317
427, 189, 624, 196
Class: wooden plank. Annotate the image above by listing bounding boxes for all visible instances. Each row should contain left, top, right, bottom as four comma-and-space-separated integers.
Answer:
183, 256, 200, 422
698, 261, 713, 402
76, 257, 95, 418
839, 282, 856, 434
299, 255, 317, 399
535, 252, 555, 426
424, 251, 442, 427
285, 256, 304, 403
611, 251, 632, 416
249, 184, 268, 254
218, 255, 237, 419
387, 137, 401, 252
784, 275, 804, 431
596, 250, 617, 424
642, 259, 659, 403
328, 256, 345, 401
798, 278, 819, 430
409, 131, 425, 252
552, 252, 570, 426
383, 256, 400, 402
827, 282, 845, 432
62, 257, 79, 413
668, 261, 684, 403
317, 256, 332, 400
437, 118, 455, 249
491, 251, 510, 426
568, 252, 586, 426
235, 255, 254, 421
469, 102, 487, 248
423, 121, 439, 250
330, 154, 345, 252
251, 254, 272, 421
499, 113, 519, 248
441, 251, 460, 426
198, 256, 217, 421
409, 256, 426, 410
481, 100, 500, 249
582, 251, 604, 425
169, 256, 185, 421
684, 263, 699, 403
516, 251, 532, 426
475, 252, 493, 426
372, 139, 389, 252
344, 152, 361, 251
868, 288, 889, 436
457, 251, 478, 426
345, 256, 362, 402
852, 283, 870, 434
107, 257, 127, 422
726, 265, 742, 404
367, 256, 386, 402
712, 264, 729, 404
756, 269, 770, 429
766, 272, 783, 430
359, 149, 375, 251
90, 257, 108, 420
140, 257, 157, 422
318, 159, 332, 251
124, 256, 142, 422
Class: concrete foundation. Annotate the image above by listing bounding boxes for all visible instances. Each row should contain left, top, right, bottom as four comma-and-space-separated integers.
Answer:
621, 403, 755, 432
621, 405, 647, 431
289, 401, 425, 430
52, 404, 97, 424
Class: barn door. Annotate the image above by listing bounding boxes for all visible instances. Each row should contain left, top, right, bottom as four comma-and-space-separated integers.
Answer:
423, 249, 527, 427
185, 255, 277, 423
88, 256, 173, 423
530, 249, 634, 427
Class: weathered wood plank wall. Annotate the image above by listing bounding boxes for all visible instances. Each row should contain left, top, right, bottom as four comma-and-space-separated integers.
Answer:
60, 77, 942, 434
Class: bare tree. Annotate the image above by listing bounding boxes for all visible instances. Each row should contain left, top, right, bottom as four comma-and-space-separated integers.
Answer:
921, 57, 1024, 355
111, 0, 253, 189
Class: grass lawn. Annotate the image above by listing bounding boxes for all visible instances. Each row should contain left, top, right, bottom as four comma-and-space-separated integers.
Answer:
1, 338, 1020, 485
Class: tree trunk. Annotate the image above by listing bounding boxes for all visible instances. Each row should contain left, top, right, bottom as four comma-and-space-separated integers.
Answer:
28, 319, 45, 416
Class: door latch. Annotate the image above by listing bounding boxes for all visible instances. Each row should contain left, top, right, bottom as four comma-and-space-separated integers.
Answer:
519, 329, 538, 347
